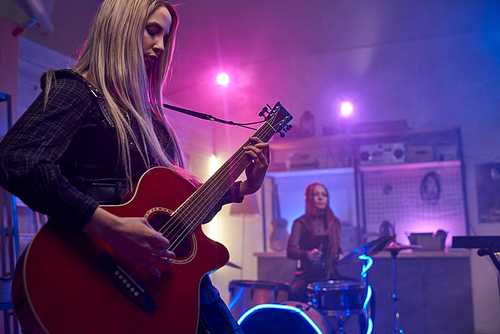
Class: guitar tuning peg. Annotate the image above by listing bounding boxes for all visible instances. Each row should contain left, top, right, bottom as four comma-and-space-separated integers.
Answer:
281, 124, 291, 135
279, 132, 285, 138
259, 107, 268, 117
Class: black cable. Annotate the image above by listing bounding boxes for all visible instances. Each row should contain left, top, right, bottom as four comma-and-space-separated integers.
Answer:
163, 103, 264, 130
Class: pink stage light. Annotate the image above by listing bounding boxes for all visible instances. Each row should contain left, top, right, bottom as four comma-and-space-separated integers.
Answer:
341, 101, 353, 116
216, 73, 230, 86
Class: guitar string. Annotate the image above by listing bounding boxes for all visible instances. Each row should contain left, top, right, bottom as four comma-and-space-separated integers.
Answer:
166, 120, 277, 242
169, 151, 254, 250
121, 114, 280, 279
168, 118, 279, 242
171, 131, 277, 249
117, 112, 284, 280
159, 144, 251, 252
157, 120, 275, 243
154, 144, 251, 239
161, 132, 264, 251
158, 120, 278, 253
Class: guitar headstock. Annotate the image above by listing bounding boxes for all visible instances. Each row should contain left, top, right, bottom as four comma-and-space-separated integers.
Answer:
260, 102, 293, 138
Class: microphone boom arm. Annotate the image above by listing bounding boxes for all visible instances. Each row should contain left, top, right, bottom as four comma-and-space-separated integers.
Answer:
163, 103, 257, 130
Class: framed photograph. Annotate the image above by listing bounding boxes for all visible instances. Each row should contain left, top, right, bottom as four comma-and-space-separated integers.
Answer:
475, 163, 500, 223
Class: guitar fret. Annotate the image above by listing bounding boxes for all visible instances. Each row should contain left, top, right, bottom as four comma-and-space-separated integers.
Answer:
18, 103, 292, 334
166, 103, 292, 249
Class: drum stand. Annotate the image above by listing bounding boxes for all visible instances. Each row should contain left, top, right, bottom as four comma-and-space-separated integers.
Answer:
385, 241, 423, 334
389, 248, 405, 334
327, 256, 372, 334
336, 236, 394, 334
334, 314, 348, 334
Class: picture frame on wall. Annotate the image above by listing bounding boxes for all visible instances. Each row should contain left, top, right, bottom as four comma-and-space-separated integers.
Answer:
475, 163, 500, 223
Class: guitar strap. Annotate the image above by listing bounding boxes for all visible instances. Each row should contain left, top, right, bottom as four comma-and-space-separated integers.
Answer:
58, 72, 127, 205
83, 83, 131, 204
86, 83, 116, 128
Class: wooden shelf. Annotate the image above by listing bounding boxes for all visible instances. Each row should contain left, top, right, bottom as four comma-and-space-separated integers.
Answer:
267, 167, 354, 178
358, 159, 461, 172
270, 126, 461, 149
268, 125, 462, 172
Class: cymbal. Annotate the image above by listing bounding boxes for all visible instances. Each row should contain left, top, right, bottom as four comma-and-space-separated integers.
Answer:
338, 235, 395, 265
226, 261, 242, 269
385, 241, 422, 253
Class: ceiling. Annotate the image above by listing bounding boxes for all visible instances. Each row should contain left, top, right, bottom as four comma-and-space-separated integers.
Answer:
2, 0, 500, 137
1, 0, 100, 57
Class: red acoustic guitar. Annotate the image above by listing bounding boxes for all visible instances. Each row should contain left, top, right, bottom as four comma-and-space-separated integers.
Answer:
14, 103, 292, 334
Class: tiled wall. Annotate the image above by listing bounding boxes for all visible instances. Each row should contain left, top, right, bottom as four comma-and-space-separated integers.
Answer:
361, 161, 467, 247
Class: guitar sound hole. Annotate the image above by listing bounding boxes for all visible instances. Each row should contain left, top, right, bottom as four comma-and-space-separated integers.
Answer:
148, 213, 192, 258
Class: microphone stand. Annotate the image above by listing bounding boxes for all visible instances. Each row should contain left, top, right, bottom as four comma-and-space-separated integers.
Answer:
163, 103, 257, 130
477, 248, 500, 274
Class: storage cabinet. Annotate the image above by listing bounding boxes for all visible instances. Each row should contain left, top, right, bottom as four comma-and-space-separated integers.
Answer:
262, 125, 468, 253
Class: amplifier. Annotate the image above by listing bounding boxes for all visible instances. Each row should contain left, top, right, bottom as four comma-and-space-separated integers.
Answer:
359, 142, 405, 166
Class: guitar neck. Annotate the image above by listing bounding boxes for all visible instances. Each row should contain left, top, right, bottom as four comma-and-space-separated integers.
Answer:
172, 121, 276, 234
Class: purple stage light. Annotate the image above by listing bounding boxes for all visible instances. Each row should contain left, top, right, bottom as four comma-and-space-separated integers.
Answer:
341, 101, 353, 117
216, 73, 230, 86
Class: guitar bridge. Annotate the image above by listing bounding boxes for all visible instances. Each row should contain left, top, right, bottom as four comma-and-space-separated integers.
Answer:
97, 250, 158, 315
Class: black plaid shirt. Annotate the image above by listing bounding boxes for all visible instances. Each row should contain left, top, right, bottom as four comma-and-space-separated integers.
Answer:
0, 70, 241, 231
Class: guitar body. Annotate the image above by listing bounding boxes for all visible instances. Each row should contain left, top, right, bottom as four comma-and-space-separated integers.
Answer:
269, 184, 289, 251
12, 101, 293, 334
270, 217, 289, 251
17, 168, 230, 334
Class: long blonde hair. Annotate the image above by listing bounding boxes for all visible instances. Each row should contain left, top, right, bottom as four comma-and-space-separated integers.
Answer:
70, 0, 194, 188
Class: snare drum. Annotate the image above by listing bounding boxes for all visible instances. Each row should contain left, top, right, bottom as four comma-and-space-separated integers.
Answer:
228, 280, 290, 321
238, 301, 333, 334
307, 280, 366, 316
